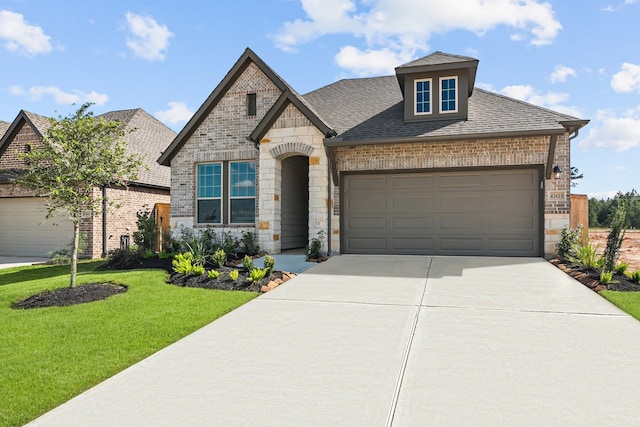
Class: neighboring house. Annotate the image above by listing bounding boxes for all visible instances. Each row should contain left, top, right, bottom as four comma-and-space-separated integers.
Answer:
0, 109, 174, 258
159, 48, 588, 257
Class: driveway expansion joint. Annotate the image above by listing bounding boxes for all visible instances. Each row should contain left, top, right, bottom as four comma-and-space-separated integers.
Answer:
422, 304, 628, 317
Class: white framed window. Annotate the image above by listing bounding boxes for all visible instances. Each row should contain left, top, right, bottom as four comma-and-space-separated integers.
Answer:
414, 78, 432, 115
197, 163, 222, 224
440, 76, 458, 113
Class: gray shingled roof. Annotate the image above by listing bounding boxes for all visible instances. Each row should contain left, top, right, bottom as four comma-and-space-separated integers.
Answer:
98, 109, 173, 188
398, 51, 477, 68
23, 110, 52, 135
303, 75, 582, 143
0, 121, 9, 139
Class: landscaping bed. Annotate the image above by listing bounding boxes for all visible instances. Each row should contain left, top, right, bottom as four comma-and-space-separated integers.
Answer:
12, 282, 127, 309
550, 258, 640, 292
167, 267, 296, 293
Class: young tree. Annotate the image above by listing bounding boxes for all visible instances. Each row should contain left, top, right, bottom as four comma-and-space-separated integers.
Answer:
570, 166, 583, 188
15, 103, 144, 287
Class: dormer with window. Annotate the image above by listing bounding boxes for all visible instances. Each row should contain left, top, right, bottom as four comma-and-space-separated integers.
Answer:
395, 51, 478, 123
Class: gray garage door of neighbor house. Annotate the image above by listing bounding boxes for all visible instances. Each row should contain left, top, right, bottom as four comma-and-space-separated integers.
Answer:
342, 168, 542, 256
0, 198, 73, 257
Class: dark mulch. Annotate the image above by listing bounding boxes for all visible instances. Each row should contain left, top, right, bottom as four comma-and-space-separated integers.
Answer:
98, 255, 173, 272
550, 258, 640, 292
168, 267, 287, 293
12, 283, 128, 310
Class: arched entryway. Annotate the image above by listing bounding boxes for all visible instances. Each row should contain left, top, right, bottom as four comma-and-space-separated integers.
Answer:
280, 155, 309, 250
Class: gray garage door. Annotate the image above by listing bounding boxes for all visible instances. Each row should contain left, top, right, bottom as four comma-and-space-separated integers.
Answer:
342, 169, 541, 256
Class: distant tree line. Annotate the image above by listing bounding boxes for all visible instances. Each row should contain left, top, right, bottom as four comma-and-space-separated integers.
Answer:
589, 190, 640, 229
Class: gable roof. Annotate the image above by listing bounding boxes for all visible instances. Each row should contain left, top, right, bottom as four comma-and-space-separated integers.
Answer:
158, 47, 334, 166
398, 51, 477, 68
0, 110, 51, 158
0, 108, 173, 189
304, 75, 588, 144
0, 120, 10, 138
98, 109, 174, 188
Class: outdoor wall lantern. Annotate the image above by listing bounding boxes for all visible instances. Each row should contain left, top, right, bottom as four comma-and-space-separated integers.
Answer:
553, 164, 562, 179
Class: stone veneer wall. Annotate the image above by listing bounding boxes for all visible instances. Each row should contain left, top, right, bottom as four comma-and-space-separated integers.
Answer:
169, 62, 281, 241
258, 103, 334, 253
332, 134, 571, 256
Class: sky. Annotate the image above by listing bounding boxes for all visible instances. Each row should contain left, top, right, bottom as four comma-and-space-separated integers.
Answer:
0, 0, 639, 200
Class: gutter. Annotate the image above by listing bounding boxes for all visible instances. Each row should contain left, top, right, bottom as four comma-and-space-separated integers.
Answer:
102, 186, 107, 258
326, 156, 332, 255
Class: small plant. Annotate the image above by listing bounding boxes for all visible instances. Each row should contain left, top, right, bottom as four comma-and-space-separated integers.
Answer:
207, 269, 220, 279
50, 233, 88, 264
307, 230, 327, 260
158, 251, 173, 259
599, 270, 613, 285
141, 249, 155, 260
192, 264, 205, 276
569, 241, 601, 269
263, 255, 276, 275
603, 203, 627, 272
222, 231, 239, 259
211, 249, 227, 268
615, 262, 629, 276
242, 254, 254, 271
247, 267, 267, 283
172, 252, 195, 274
630, 270, 640, 284
184, 238, 207, 267
241, 231, 260, 256
556, 224, 583, 260
132, 205, 158, 253
229, 269, 239, 281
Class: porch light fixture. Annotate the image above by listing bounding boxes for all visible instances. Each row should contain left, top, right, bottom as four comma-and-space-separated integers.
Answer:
553, 164, 562, 180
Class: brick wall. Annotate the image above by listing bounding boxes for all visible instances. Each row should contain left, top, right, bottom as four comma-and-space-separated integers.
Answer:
0, 121, 41, 170
170, 62, 281, 234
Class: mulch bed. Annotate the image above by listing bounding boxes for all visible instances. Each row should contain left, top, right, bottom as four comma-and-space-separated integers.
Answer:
167, 267, 296, 293
12, 283, 128, 309
549, 258, 640, 292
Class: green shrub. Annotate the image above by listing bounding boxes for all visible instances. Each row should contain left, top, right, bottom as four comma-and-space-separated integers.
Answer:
241, 231, 260, 256
192, 264, 205, 276
556, 225, 583, 260
132, 205, 158, 253
207, 269, 220, 279
570, 241, 601, 269
630, 270, 640, 284
263, 255, 276, 275
229, 269, 239, 281
615, 262, 629, 276
158, 251, 173, 259
603, 203, 627, 272
211, 249, 227, 268
242, 255, 254, 271
222, 231, 239, 259
307, 230, 327, 259
172, 252, 195, 274
599, 270, 613, 285
49, 233, 88, 264
247, 267, 267, 283
184, 238, 206, 267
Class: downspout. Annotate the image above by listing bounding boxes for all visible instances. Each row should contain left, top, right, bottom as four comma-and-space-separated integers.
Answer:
326, 155, 332, 256
568, 129, 580, 141
101, 186, 107, 258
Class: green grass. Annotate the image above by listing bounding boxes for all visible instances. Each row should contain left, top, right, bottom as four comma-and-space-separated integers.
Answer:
601, 290, 640, 320
0, 262, 257, 427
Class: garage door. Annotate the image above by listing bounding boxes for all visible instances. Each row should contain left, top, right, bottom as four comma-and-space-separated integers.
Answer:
0, 198, 73, 257
342, 169, 541, 256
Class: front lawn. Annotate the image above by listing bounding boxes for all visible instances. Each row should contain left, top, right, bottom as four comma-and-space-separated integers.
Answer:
0, 261, 257, 427
601, 290, 640, 320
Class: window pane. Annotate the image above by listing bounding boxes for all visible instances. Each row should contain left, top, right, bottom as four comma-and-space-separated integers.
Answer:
230, 198, 255, 223
197, 163, 221, 198
415, 79, 431, 114
230, 161, 256, 197
198, 199, 221, 223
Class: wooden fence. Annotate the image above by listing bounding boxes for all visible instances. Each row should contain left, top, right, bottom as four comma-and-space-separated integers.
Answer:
570, 194, 588, 242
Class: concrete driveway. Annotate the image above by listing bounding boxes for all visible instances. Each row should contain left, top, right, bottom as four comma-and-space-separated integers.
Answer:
0, 256, 48, 270
27, 256, 640, 426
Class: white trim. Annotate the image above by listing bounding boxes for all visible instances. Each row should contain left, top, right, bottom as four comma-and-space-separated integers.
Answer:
439, 76, 458, 114
414, 78, 432, 116
228, 160, 256, 225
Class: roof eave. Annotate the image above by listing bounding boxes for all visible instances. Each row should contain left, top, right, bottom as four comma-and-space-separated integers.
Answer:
324, 128, 568, 148
0, 111, 44, 158
559, 119, 590, 135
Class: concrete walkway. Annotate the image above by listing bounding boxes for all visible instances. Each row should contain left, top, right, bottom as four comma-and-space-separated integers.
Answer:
27, 256, 640, 426
0, 256, 48, 270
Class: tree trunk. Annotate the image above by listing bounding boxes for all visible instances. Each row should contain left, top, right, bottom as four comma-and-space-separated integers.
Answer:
70, 221, 80, 288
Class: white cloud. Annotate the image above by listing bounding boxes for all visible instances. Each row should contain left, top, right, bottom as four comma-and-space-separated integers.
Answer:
611, 63, 640, 93
234, 180, 255, 188
499, 84, 582, 118
613, 165, 627, 171
579, 107, 640, 151
335, 45, 413, 76
155, 102, 193, 125
125, 12, 173, 61
10, 85, 108, 105
274, 0, 561, 75
0, 10, 51, 56
589, 191, 619, 200
550, 65, 576, 83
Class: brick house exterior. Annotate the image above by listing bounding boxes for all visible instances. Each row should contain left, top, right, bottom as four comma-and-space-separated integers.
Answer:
0, 109, 173, 258
159, 49, 588, 258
